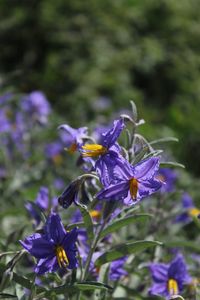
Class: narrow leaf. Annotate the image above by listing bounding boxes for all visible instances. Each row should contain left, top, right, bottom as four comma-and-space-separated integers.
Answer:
100, 214, 152, 239
95, 240, 162, 267
0, 294, 17, 299
160, 162, 185, 169
149, 137, 179, 145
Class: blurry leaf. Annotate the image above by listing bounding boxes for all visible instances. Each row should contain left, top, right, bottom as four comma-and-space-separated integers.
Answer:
160, 162, 185, 169
100, 214, 152, 239
0, 294, 17, 299
149, 137, 179, 145
130, 100, 137, 122
0, 269, 13, 292
75, 281, 112, 291
95, 240, 162, 266
77, 203, 94, 244
66, 221, 84, 230
165, 240, 200, 253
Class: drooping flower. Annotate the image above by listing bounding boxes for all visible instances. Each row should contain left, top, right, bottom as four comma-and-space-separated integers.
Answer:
97, 156, 162, 205
21, 91, 51, 124
20, 212, 78, 275
175, 193, 200, 224
58, 124, 88, 153
58, 180, 81, 209
81, 118, 125, 186
156, 168, 178, 193
149, 254, 191, 299
109, 257, 128, 281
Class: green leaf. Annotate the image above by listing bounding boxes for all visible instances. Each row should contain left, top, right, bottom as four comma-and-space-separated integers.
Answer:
75, 281, 112, 291
66, 221, 85, 230
0, 294, 17, 299
100, 214, 152, 239
160, 162, 185, 169
77, 203, 94, 244
130, 100, 137, 122
149, 137, 179, 145
95, 240, 162, 267
164, 240, 200, 253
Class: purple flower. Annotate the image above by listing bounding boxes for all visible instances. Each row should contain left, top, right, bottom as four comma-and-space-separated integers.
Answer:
20, 212, 78, 275
21, 91, 51, 124
0, 109, 11, 133
81, 118, 125, 186
175, 193, 200, 224
157, 168, 177, 193
97, 157, 162, 206
149, 254, 191, 299
45, 141, 63, 165
58, 124, 88, 153
25, 187, 57, 226
109, 257, 128, 281
58, 180, 80, 209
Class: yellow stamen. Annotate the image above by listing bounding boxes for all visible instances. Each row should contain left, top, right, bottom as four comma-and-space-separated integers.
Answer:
67, 143, 77, 154
168, 279, 179, 296
89, 210, 101, 220
52, 154, 63, 165
82, 144, 107, 157
188, 207, 200, 218
55, 246, 69, 268
129, 178, 138, 199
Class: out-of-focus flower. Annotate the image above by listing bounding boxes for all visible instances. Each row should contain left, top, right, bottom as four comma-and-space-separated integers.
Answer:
81, 118, 125, 186
109, 257, 128, 281
58, 124, 88, 153
0, 109, 11, 133
97, 157, 162, 206
175, 193, 200, 224
21, 91, 51, 124
156, 168, 178, 193
45, 141, 63, 165
91, 96, 111, 112
149, 254, 191, 299
20, 212, 78, 275
53, 178, 65, 191
25, 187, 57, 226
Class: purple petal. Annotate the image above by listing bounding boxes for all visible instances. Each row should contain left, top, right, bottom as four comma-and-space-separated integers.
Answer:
168, 254, 191, 286
96, 181, 129, 201
20, 233, 42, 251
44, 212, 66, 244
102, 118, 125, 148
133, 157, 160, 180
35, 256, 58, 275
29, 238, 54, 258
182, 193, 194, 209
149, 263, 169, 283
149, 282, 168, 298
138, 178, 162, 199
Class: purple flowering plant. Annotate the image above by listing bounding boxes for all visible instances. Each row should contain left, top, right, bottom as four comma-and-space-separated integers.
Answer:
1, 99, 200, 300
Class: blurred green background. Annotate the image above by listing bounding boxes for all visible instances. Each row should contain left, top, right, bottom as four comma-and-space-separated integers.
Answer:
0, 0, 200, 175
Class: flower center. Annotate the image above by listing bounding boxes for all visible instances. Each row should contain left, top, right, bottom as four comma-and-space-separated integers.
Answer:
129, 178, 138, 199
55, 245, 69, 268
188, 207, 200, 218
82, 144, 107, 157
67, 143, 77, 154
168, 279, 179, 296
89, 210, 101, 221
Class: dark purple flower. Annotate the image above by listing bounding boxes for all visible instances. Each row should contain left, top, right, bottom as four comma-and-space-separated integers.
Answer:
20, 212, 78, 275
58, 180, 80, 209
157, 168, 178, 193
21, 91, 51, 124
58, 124, 88, 153
109, 257, 128, 281
149, 254, 191, 299
175, 193, 200, 224
97, 157, 162, 206
81, 118, 125, 186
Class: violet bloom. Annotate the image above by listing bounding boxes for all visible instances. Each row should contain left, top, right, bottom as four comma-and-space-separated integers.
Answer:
58, 180, 80, 209
149, 254, 191, 299
109, 257, 128, 281
45, 141, 63, 165
21, 91, 51, 124
58, 124, 88, 153
0, 109, 10, 133
157, 168, 177, 193
25, 187, 56, 226
97, 157, 162, 206
175, 193, 200, 224
81, 118, 125, 186
20, 212, 78, 275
